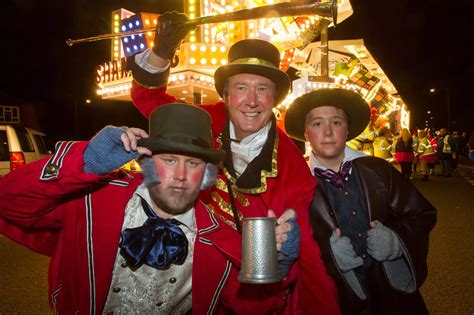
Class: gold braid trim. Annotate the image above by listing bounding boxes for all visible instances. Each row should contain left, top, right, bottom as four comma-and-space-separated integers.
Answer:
214, 178, 249, 207
222, 132, 279, 195
206, 204, 237, 230
210, 192, 244, 221
214, 178, 228, 192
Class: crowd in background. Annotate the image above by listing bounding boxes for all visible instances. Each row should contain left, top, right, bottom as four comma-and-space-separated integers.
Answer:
359, 126, 473, 181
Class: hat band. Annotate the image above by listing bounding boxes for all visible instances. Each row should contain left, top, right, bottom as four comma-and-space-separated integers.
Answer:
155, 135, 212, 149
230, 57, 278, 69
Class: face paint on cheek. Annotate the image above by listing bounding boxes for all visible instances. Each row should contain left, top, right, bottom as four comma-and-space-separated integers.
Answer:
154, 163, 171, 180
188, 171, 205, 187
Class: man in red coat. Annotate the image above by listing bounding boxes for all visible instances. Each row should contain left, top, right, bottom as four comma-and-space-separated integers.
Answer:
0, 103, 302, 314
126, 11, 339, 314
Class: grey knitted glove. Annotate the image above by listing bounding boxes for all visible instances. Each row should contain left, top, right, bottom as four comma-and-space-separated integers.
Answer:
366, 220, 402, 261
84, 126, 140, 175
278, 217, 300, 278
330, 231, 364, 272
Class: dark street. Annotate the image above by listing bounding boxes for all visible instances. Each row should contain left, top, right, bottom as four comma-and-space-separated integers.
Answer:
1, 159, 473, 314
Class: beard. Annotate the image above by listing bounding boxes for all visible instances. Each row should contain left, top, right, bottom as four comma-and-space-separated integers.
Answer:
148, 184, 199, 216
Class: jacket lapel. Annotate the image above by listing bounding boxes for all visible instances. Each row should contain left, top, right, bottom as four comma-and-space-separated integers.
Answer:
312, 183, 339, 230
195, 201, 242, 266
353, 157, 390, 221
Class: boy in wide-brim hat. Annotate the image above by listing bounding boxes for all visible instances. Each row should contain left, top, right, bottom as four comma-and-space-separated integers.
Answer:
284, 88, 436, 315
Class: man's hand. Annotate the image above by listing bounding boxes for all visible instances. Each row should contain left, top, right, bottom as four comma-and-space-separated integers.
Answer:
330, 228, 364, 272
152, 11, 194, 60
268, 209, 300, 278
121, 128, 152, 156
84, 126, 150, 175
366, 220, 402, 261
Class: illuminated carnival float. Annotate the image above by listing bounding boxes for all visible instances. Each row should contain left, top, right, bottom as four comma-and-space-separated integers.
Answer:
95, 0, 409, 156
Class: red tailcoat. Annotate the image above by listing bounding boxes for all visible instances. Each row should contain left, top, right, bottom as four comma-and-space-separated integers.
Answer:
0, 141, 299, 314
130, 79, 339, 314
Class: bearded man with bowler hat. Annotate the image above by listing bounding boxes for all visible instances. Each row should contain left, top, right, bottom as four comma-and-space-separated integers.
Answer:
0, 103, 301, 313
126, 11, 339, 314
284, 89, 437, 314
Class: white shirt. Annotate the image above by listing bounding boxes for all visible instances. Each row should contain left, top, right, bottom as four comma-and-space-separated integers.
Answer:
309, 146, 366, 175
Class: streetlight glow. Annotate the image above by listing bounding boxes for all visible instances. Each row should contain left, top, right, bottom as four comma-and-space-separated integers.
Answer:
429, 87, 450, 129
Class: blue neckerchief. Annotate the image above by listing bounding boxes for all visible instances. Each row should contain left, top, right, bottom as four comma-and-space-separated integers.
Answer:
119, 197, 188, 270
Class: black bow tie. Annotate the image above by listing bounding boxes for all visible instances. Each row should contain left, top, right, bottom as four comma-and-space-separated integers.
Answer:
119, 197, 189, 270
314, 160, 353, 190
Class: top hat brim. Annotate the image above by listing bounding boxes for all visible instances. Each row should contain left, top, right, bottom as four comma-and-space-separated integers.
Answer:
137, 137, 225, 164
214, 63, 290, 106
284, 89, 371, 142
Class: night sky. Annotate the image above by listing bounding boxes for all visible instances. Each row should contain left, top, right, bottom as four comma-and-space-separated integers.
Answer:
2, 0, 473, 143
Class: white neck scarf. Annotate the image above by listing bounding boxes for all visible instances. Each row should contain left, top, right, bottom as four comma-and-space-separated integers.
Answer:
229, 121, 271, 177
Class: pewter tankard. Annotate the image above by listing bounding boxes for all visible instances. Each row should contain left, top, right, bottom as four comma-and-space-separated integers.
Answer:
238, 217, 283, 284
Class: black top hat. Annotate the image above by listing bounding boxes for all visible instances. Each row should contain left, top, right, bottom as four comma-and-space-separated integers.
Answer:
214, 39, 291, 106
137, 103, 225, 164
284, 88, 371, 142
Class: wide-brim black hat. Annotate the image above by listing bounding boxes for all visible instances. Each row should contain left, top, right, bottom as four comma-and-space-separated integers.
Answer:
284, 88, 371, 141
137, 103, 225, 164
214, 39, 291, 106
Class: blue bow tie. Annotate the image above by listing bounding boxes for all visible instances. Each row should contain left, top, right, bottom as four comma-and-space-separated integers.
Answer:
119, 197, 189, 270
314, 160, 353, 190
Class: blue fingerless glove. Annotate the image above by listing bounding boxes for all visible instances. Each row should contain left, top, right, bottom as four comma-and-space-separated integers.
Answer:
278, 217, 300, 278
84, 126, 140, 175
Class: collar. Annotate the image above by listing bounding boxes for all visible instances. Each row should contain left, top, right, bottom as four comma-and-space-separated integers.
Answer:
221, 117, 278, 194
229, 121, 271, 177
135, 184, 196, 232
310, 146, 366, 175
229, 120, 271, 146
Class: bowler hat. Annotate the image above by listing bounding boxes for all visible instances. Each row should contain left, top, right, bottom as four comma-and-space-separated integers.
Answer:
137, 103, 225, 164
214, 39, 291, 105
284, 88, 370, 141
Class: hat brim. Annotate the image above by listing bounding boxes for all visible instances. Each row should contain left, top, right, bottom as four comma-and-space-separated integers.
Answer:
284, 89, 371, 142
214, 63, 290, 106
137, 138, 225, 164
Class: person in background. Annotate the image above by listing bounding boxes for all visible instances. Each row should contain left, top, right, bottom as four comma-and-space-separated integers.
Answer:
284, 88, 437, 315
459, 131, 468, 157
451, 131, 461, 171
373, 126, 393, 162
437, 128, 455, 177
126, 11, 339, 314
427, 130, 438, 175
395, 128, 415, 180
411, 129, 419, 173
468, 132, 474, 162
417, 129, 436, 181
0, 103, 301, 314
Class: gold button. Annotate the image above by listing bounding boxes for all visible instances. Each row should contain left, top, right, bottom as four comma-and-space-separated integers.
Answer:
112, 287, 121, 293
352, 211, 357, 216
344, 191, 349, 196
169, 277, 177, 283
45, 163, 58, 174
358, 233, 362, 238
